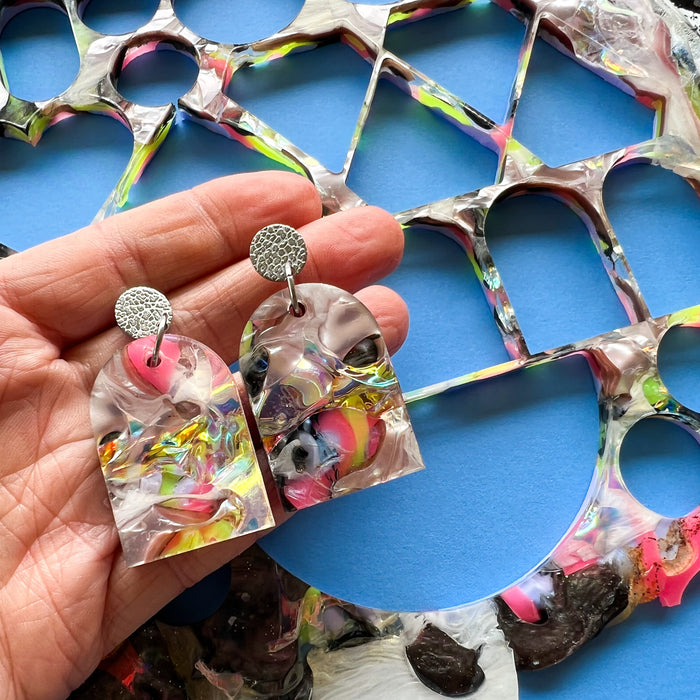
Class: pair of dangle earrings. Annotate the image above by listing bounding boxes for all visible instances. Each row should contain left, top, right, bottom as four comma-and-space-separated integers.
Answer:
91, 224, 424, 567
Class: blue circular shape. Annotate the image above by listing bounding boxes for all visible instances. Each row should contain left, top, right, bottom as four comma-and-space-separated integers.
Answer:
1, 7, 79, 102
173, 0, 303, 45
620, 416, 700, 519
117, 45, 199, 106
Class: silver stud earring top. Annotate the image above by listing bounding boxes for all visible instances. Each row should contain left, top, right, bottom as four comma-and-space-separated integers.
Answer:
250, 224, 307, 282
114, 286, 173, 339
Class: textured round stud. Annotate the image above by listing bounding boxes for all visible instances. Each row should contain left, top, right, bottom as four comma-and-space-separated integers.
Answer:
114, 286, 173, 339
250, 224, 308, 282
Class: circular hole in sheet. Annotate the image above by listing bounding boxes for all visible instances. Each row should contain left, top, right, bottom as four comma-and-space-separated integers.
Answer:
173, 0, 304, 44
116, 39, 199, 106
620, 416, 700, 519
658, 325, 700, 412
1, 6, 80, 102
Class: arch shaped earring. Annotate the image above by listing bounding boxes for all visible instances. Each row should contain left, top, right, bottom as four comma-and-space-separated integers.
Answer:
91, 286, 275, 567
239, 224, 425, 511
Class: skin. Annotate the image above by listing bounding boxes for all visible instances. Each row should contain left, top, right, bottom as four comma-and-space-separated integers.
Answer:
0, 171, 408, 699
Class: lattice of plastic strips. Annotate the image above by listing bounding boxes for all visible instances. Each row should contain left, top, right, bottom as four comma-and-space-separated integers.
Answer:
2, 0, 700, 697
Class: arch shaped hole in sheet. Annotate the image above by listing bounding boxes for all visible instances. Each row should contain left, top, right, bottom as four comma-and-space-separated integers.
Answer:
385, 225, 511, 390
484, 190, 629, 353
261, 354, 599, 611
604, 162, 700, 318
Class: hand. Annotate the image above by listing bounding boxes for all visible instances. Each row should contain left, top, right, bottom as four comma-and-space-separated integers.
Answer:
0, 172, 408, 699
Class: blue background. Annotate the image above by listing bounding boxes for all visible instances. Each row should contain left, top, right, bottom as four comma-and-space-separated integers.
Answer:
2, 1, 700, 697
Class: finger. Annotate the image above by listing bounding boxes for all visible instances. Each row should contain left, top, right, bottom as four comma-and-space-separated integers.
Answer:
354, 285, 409, 355
67, 206, 405, 378
0, 171, 321, 346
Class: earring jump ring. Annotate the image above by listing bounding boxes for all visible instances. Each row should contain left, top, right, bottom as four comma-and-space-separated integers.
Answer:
285, 261, 303, 317
148, 312, 170, 367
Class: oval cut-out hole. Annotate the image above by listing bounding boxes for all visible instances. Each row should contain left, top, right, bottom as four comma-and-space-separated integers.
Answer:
385, 227, 510, 391
485, 192, 629, 352
1, 7, 80, 102
347, 78, 498, 212
659, 325, 700, 412
173, 0, 303, 44
262, 354, 598, 611
604, 163, 700, 318
620, 417, 700, 518
117, 43, 199, 106
81, 0, 158, 35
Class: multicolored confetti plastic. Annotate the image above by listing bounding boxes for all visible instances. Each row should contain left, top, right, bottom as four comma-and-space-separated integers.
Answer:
90, 334, 274, 566
239, 283, 424, 510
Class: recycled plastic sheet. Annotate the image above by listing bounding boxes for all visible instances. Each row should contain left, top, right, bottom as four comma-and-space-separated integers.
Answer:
1, 0, 699, 697
239, 283, 424, 511
90, 333, 275, 566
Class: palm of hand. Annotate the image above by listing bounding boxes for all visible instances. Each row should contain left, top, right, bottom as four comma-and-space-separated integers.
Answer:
0, 172, 406, 699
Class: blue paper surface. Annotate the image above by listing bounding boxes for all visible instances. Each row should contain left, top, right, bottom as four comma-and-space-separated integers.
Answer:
2, 2, 699, 697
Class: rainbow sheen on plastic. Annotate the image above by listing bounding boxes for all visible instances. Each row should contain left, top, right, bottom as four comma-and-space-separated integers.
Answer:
239, 283, 424, 510
90, 334, 274, 566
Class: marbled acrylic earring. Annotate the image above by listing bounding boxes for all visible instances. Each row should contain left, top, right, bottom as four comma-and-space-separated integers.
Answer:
239, 224, 424, 511
91, 286, 275, 566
